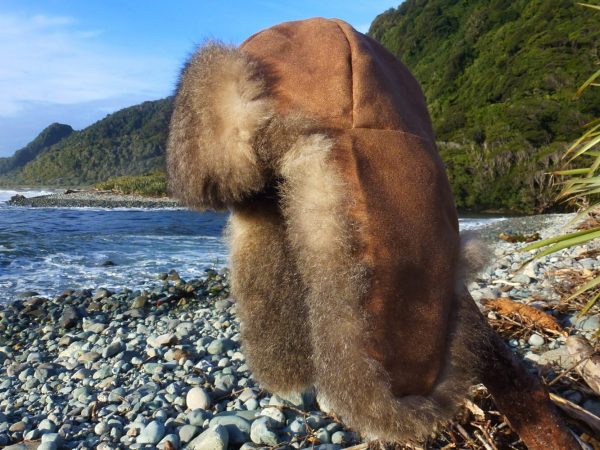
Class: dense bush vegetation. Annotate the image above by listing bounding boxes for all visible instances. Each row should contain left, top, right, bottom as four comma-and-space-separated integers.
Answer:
94, 171, 167, 197
370, 0, 600, 212
523, 3, 600, 311
1, 99, 172, 186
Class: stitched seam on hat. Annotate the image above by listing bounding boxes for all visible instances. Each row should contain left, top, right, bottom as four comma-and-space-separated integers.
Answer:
351, 127, 436, 145
331, 20, 354, 129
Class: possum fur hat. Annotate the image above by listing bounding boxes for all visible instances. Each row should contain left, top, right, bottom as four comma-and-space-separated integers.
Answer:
168, 17, 491, 443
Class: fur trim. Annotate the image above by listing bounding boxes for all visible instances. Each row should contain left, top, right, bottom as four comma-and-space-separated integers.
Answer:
226, 199, 315, 394
458, 231, 490, 285
279, 134, 481, 443
167, 42, 273, 210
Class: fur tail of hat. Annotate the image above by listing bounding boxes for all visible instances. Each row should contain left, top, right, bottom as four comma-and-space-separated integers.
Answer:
458, 231, 490, 286
167, 43, 273, 210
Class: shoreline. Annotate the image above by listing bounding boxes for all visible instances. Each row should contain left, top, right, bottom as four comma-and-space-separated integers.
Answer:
5, 190, 181, 209
0, 214, 598, 448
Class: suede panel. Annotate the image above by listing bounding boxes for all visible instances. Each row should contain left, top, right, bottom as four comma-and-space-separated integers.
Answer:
241, 18, 352, 129
331, 19, 436, 139
333, 130, 459, 396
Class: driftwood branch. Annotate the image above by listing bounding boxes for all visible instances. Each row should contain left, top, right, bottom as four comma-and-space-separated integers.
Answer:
566, 335, 600, 395
550, 393, 600, 435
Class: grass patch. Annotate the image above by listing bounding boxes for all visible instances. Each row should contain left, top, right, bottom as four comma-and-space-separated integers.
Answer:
94, 171, 167, 197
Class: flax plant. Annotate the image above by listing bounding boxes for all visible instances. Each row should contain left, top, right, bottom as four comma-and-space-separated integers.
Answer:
521, 3, 600, 313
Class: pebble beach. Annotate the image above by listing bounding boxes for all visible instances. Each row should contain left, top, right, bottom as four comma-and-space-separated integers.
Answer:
0, 213, 598, 450
7, 191, 180, 209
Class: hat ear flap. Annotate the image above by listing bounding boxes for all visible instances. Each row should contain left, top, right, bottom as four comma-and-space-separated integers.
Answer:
167, 42, 273, 210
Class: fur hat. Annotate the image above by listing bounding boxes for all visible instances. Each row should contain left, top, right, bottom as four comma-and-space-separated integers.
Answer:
167, 18, 578, 448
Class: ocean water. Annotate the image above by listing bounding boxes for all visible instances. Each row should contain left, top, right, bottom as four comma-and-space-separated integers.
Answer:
0, 190, 504, 301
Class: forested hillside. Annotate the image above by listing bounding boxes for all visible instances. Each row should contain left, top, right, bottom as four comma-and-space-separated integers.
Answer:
1, 99, 172, 186
0, 123, 73, 177
370, 0, 600, 212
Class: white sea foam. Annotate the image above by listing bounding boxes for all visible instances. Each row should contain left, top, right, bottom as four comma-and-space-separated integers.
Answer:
0, 189, 59, 203
459, 217, 506, 230
0, 202, 501, 301
2, 248, 228, 299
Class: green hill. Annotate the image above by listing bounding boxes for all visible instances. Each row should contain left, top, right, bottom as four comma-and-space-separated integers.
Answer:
370, 0, 600, 212
3, 1, 598, 211
2, 98, 172, 186
0, 123, 73, 178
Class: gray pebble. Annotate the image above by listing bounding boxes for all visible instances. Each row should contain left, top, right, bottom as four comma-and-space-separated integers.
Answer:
250, 416, 279, 446
186, 387, 211, 410
103, 339, 125, 358
93, 366, 112, 380
178, 424, 200, 443
95, 421, 109, 435
528, 333, 545, 348
158, 433, 181, 449
306, 413, 326, 429
331, 431, 350, 444
37, 443, 57, 450
210, 411, 252, 444
239, 443, 259, 450
187, 409, 210, 427
187, 424, 229, 450
37, 419, 56, 433
259, 407, 286, 427
312, 445, 341, 450
575, 315, 600, 332
137, 420, 165, 444
315, 428, 330, 444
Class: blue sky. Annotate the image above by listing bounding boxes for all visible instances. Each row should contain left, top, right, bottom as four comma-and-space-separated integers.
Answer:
0, 1, 400, 157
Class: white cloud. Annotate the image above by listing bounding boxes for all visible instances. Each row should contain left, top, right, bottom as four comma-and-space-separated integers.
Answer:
30, 14, 75, 27
0, 13, 176, 119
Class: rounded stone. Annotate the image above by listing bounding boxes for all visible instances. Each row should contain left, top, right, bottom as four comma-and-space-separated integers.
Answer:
37, 419, 56, 433
137, 420, 165, 444
331, 431, 350, 444
528, 333, 545, 347
179, 424, 200, 443
186, 387, 211, 410
103, 340, 125, 358
250, 416, 279, 446
159, 433, 181, 449
187, 409, 209, 427
94, 421, 109, 435
187, 425, 229, 450
259, 407, 286, 427
209, 412, 252, 444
